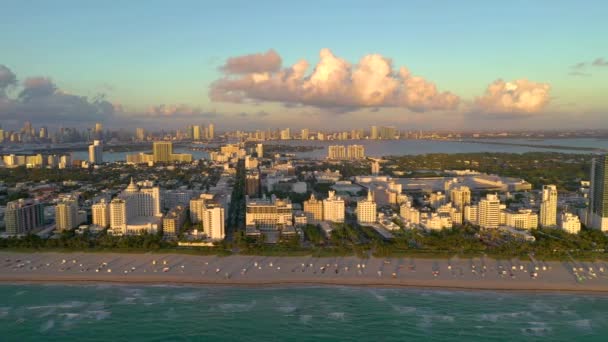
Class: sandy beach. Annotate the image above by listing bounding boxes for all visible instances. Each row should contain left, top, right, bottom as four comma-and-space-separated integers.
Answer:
1, 251, 608, 292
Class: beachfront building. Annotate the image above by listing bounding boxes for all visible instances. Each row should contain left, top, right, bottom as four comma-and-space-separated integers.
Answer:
357, 191, 377, 224
189, 194, 215, 224
504, 209, 538, 230
202, 203, 225, 240
323, 191, 345, 223
560, 212, 581, 234
91, 199, 110, 228
163, 206, 187, 237
540, 185, 558, 227
478, 194, 501, 229
589, 155, 608, 231
55, 199, 79, 231
108, 178, 163, 235
189, 194, 225, 240
246, 195, 293, 230
303, 194, 324, 224
4, 199, 45, 235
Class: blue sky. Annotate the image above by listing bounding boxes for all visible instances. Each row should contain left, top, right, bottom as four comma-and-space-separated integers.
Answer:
0, 0, 607, 130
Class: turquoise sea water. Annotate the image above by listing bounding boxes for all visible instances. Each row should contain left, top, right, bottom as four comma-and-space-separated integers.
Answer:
0, 285, 607, 341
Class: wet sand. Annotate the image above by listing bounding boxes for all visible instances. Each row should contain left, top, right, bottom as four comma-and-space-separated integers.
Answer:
1, 252, 608, 292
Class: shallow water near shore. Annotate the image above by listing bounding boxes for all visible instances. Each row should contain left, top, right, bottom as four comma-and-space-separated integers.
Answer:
1, 284, 607, 341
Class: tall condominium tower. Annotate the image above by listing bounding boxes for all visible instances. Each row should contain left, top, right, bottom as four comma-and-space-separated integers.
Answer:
589, 155, 608, 231
153, 141, 173, 162
540, 185, 558, 227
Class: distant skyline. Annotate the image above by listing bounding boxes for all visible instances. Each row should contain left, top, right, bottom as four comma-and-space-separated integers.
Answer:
1, 0, 607, 130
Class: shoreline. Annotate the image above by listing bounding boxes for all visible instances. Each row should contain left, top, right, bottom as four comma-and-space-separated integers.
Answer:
3, 251, 608, 294
4, 278, 608, 296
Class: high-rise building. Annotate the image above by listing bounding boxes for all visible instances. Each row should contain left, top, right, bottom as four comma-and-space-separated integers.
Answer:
23, 121, 32, 136
347, 145, 365, 159
280, 128, 291, 140
370, 126, 378, 140
136, 128, 146, 141
88, 140, 103, 164
255, 143, 264, 158
540, 185, 558, 227
322, 191, 345, 223
246, 172, 261, 197
109, 179, 162, 235
190, 194, 215, 224
153, 141, 173, 163
327, 145, 346, 160
192, 125, 201, 140
450, 186, 471, 212
589, 155, 608, 231
208, 123, 215, 139
55, 199, 79, 231
39, 126, 48, 139
301, 128, 309, 140
163, 206, 187, 237
92, 199, 110, 228
94, 122, 103, 134
379, 126, 397, 140
202, 203, 225, 240
303, 194, 324, 224
4, 199, 45, 235
371, 160, 380, 175
357, 191, 377, 224
327, 145, 365, 160
478, 194, 501, 229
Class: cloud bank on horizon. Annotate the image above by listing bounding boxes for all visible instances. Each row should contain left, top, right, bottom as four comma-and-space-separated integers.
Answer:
0, 65, 115, 124
0, 48, 561, 127
210, 48, 552, 115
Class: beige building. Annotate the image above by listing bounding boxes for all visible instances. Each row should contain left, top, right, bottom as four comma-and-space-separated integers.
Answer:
540, 185, 558, 227
88, 140, 103, 164
55, 199, 79, 231
478, 194, 501, 229
504, 209, 538, 230
357, 191, 377, 224
163, 206, 187, 237
246, 196, 293, 230
92, 199, 110, 228
560, 212, 581, 234
322, 191, 345, 223
108, 179, 163, 235
450, 186, 471, 212
303, 194, 324, 224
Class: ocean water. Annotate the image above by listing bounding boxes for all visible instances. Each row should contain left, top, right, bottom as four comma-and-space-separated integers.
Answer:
1, 285, 607, 341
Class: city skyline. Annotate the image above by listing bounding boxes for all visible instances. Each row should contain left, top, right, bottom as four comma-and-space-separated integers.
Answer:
1, 1, 607, 131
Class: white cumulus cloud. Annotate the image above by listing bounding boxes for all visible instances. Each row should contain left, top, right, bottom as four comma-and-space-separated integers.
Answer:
210, 48, 459, 112
473, 79, 551, 114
